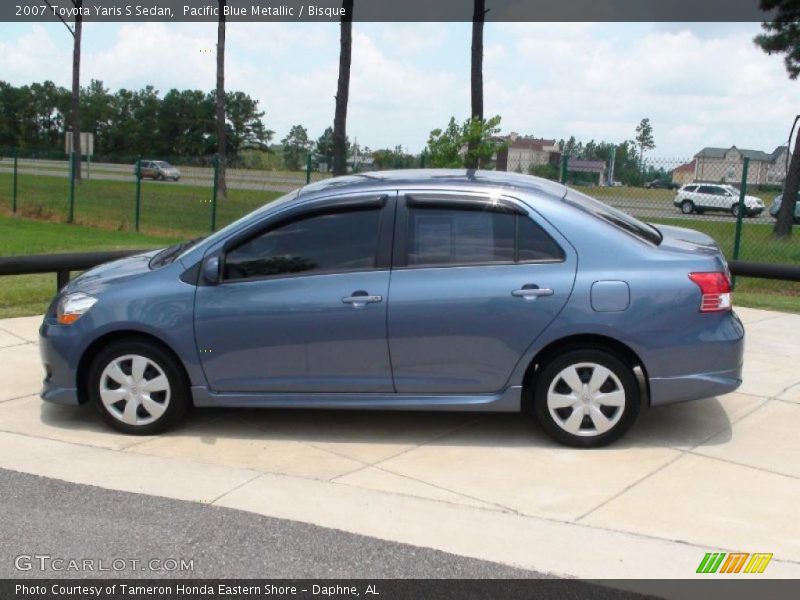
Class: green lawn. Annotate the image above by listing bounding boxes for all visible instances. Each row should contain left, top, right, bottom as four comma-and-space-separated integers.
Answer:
0, 172, 285, 237
0, 216, 180, 318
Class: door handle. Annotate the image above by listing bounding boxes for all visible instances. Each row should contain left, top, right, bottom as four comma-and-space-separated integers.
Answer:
511, 285, 554, 300
342, 291, 383, 308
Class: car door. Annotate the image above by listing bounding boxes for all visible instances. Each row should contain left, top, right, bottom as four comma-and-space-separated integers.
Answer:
696, 185, 719, 210
387, 191, 577, 394
193, 193, 396, 393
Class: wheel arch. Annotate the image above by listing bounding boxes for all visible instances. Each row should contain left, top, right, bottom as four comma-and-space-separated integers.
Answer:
520, 334, 650, 413
76, 330, 192, 405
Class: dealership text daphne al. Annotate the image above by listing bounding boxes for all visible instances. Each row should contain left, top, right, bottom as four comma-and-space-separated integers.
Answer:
17, 584, 373, 597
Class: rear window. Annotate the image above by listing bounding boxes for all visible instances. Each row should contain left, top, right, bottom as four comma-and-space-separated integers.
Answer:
683, 185, 697, 192
564, 189, 662, 246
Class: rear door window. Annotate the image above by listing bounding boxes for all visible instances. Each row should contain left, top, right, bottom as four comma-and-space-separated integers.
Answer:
405, 204, 564, 267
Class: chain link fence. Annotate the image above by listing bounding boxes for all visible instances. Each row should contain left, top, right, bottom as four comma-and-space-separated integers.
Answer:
0, 146, 797, 309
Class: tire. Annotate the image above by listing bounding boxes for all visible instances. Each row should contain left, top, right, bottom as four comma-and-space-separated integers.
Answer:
731, 204, 741, 217
532, 349, 640, 448
88, 338, 190, 435
680, 200, 694, 214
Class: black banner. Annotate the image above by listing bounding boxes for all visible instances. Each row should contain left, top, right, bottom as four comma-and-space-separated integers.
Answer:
4, 580, 800, 600
2, 0, 777, 23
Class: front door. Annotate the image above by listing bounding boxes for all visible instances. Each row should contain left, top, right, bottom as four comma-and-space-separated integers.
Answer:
387, 192, 577, 394
194, 196, 395, 393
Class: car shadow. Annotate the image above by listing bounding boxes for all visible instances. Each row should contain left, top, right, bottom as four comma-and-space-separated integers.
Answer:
38, 395, 734, 451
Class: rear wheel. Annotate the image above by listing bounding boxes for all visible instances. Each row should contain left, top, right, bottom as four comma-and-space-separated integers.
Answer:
532, 349, 640, 447
88, 339, 190, 435
680, 200, 695, 214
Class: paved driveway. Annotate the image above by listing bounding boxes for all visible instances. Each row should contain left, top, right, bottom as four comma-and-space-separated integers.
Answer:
0, 307, 799, 579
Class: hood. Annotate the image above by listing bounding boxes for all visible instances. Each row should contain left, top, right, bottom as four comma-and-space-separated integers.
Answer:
744, 195, 764, 205
64, 250, 161, 294
651, 223, 720, 255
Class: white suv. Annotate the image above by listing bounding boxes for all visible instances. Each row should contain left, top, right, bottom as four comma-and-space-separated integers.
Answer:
673, 184, 764, 218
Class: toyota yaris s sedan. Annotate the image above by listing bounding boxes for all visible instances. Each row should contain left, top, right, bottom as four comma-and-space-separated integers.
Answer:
40, 170, 744, 447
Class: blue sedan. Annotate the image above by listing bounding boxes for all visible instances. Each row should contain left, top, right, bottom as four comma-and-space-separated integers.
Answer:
39, 170, 744, 447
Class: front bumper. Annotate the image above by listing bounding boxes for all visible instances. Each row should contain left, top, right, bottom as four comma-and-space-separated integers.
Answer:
39, 318, 82, 406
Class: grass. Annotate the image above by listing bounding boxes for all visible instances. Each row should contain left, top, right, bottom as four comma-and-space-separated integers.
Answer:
0, 216, 180, 318
0, 172, 285, 237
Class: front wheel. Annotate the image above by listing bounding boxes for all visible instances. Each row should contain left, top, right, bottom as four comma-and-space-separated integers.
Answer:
88, 339, 190, 435
532, 349, 640, 447
731, 204, 741, 217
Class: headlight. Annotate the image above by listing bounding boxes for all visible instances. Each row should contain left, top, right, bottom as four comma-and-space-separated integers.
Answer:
57, 292, 98, 325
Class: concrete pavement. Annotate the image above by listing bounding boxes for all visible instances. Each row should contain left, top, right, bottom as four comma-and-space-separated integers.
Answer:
0, 307, 799, 579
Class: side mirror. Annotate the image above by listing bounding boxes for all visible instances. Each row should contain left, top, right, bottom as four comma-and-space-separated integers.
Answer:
202, 256, 220, 284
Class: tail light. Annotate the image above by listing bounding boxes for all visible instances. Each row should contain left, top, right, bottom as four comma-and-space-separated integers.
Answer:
689, 272, 732, 312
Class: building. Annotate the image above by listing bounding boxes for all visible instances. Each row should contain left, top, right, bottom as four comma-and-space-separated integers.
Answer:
496, 133, 559, 172
692, 146, 789, 186
671, 159, 697, 186
567, 159, 607, 186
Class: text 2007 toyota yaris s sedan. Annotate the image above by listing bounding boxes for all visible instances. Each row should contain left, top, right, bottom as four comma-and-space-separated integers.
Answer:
39, 170, 744, 447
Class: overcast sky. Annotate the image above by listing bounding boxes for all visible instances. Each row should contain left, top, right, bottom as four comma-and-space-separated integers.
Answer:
1, 21, 798, 158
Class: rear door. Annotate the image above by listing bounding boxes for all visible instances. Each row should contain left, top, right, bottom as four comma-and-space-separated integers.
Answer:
387, 191, 577, 394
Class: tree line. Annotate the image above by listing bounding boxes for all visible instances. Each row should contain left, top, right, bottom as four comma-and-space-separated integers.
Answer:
0, 79, 272, 162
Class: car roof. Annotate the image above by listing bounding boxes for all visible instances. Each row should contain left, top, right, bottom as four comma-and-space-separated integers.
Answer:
297, 169, 568, 200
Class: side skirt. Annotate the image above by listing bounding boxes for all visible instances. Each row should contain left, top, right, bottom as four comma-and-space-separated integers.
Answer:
191, 386, 522, 412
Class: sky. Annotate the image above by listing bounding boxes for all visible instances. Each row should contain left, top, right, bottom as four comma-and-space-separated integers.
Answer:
0, 20, 798, 158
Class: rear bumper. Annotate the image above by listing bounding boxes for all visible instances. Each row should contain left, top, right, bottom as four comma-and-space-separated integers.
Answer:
649, 313, 744, 406
648, 367, 742, 406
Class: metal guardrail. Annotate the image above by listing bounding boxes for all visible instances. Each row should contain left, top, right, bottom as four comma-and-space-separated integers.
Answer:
0, 251, 798, 292
0, 250, 151, 290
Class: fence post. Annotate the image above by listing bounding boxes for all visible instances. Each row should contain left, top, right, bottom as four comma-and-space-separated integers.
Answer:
210, 154, 219, 232
67, 152, 75, 224
134, 158, 142, 232
305, 153, 312, 184
12, 148, 18, 214
560, 154, 569, 184
731, 157, 750, 289
420, 151, 426, 169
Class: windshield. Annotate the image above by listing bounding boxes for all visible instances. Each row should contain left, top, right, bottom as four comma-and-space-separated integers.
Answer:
564, 189, 663, 245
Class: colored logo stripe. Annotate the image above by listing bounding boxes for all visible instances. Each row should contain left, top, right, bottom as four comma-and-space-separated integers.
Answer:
697, 552, 773, 574
744, 553, 773, 574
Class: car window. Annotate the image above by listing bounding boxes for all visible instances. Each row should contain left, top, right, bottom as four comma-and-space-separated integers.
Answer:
564, 189, 662, 246
406, 207, 564, 266
223, 209, 381, 281
684, 185, 697, 193
407, 208, 514, 266
698, 186, 717, 195
517, 215, 566, 262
